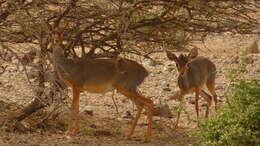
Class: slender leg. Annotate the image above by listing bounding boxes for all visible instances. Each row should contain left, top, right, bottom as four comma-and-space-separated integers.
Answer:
175, 111, 181, 128
194, 88, 200, 119
66, 87, 80, 136
207, 83, 218, 110
205, 94, 212, 118
174, 106, 182, 128
116, 86, 154, 141
127, 104, 144, 139
174, 91, 187, 128
201, 90, 212, 118
174, 98, 184, 128
146, 104, 153, 141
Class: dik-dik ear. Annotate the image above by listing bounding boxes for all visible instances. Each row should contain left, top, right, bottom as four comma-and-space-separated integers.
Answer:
166, 51, 178, 62
46, 22, 60, 41
187, 47, 198, 59
59, 21, 69, 37
46, 22, 53, 33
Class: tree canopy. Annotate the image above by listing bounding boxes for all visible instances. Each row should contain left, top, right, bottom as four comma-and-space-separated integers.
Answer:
0, 0, 259, 128
1, 0, 259, 57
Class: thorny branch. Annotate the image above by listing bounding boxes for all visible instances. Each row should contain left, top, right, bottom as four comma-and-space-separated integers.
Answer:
0, 0, 259, 56
0, 0, 259, 123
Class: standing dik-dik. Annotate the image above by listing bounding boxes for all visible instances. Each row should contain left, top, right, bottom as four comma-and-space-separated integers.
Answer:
166, 48, 218, 128
47, 23, 154, 141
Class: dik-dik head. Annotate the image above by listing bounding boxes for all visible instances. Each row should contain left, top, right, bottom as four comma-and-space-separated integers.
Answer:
46, 22, 68, 45
166, 48, 198, 75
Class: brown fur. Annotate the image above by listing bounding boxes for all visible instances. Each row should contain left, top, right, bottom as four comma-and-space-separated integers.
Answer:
48, 23, 154, 141
166, 48, 218, 128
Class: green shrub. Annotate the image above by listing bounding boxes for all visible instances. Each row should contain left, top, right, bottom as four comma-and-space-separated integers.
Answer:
196, 79, 260, 146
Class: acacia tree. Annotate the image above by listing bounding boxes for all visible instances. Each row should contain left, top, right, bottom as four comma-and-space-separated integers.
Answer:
0, 0, 259, 122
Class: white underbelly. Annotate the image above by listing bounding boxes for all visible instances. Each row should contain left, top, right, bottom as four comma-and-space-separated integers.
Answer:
83, 83, 115, 93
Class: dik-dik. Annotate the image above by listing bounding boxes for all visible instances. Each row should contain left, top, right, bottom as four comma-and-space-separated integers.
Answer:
47, 23, 154, 141
166, 48, 218, 127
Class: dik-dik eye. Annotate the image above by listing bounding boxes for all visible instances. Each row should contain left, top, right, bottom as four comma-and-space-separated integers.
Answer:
176, 63, 179, 67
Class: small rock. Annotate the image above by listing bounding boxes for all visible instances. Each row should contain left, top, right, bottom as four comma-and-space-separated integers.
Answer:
189, 99, 195, 104
27, 71, 39, 79
94, 130, 112, 137
144, 59, 157, 67
166, 67, 174, 72
66, 136, 72, 139
216, 85, 224, 90
218, 99, 224, 103
169, 91, 181, 101
186, 95, 195, 104
148, 104, 173, 118
84, 110, 93, 116
156, 70, 163, 74
123, 110, 133, 119
245, 55, 254, 64
163, 63, 175, 72
229, 55, 239, 64
21, 50, 36, 65
5, 53, 13, 62
201, 103, 207, 107
90, 124, 97, 128
163, 87, 171, 92
209, 54, 217, 59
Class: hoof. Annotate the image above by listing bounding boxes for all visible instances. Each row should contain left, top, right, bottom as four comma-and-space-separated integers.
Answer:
196, 123, 200, 128
143, 138, 151, 143
65, 127, 79, 136
126, 135, 132, 140
144, 133, 151, 142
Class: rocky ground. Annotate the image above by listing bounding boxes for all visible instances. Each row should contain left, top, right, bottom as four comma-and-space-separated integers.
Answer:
0, 34, 259, 146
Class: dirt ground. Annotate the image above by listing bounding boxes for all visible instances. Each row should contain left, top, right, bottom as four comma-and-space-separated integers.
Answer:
0, 34, 259, 146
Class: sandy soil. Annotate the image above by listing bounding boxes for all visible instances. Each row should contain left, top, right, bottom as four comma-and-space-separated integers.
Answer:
0, 34, 259, 146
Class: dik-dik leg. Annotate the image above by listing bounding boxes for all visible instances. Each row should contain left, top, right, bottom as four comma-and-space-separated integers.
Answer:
207, 83, 218, 110
194, 88, 200, 119
174, 91, 186, 128
116, 86, 154, 141
201, 90, 213, 118
66, 86, 80, 135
